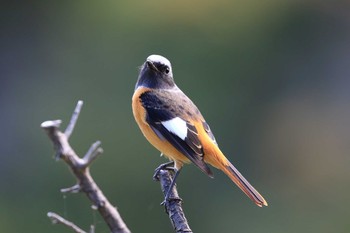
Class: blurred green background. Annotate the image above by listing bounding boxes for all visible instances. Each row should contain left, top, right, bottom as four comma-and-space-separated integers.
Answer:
1, 1, 350, 232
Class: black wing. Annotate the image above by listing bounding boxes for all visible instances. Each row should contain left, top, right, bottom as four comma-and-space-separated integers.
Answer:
140, 91, 213, 177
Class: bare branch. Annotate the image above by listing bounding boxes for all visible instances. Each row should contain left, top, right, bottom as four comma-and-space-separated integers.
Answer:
61, 184, 81, 194
156, 170, 193, 233
41, 120, 62, 128
47, 212, 87, 233
42, 101, 131, 233
64, 100, 83, 138
83, 141, 103, 168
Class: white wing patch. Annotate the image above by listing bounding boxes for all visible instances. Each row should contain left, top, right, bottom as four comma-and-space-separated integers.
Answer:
161, 117, 187, 140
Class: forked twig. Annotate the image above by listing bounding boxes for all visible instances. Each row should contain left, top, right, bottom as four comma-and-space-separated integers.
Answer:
41, 101, 131, 233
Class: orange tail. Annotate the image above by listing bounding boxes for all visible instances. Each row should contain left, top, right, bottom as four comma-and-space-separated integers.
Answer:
220, 161, 268, 207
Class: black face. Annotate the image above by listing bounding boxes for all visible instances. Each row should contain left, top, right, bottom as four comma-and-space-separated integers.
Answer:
135, 61, 175, 90
147, 61, 171, 75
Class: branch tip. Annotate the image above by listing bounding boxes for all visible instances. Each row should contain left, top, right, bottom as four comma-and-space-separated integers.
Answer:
47, 212, 87, 233
61, 184, 81, 193
83, 141, 103, 167
65, 101, 84, 138
41, 120, 62, 129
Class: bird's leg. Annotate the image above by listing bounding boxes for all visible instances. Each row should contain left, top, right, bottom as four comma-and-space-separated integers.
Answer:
160, 168, 182, 206
153, 161, 175, 181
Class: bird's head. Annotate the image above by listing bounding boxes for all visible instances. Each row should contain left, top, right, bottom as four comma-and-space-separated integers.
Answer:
135, 55, 175, 90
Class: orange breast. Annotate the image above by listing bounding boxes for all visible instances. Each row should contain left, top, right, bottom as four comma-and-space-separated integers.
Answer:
132, 87, 190, 167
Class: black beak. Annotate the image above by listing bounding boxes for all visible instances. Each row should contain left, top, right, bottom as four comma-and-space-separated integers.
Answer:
146, 60, 158, 72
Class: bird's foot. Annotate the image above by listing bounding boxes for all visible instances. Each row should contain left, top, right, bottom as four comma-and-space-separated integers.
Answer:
153, 161, 175, 181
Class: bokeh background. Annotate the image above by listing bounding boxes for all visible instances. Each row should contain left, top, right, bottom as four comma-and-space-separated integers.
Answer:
1, 1, 350, 232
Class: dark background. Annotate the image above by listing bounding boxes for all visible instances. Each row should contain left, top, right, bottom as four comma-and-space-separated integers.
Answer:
1, 1, 350, 232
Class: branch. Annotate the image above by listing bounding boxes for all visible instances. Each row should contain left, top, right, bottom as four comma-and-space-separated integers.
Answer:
41, 101, 131, 233
156, 170, 193, 233
47, 212, 87, 233
64, 100, 83, 139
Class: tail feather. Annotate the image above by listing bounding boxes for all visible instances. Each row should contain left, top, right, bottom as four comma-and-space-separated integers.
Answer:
221, 161, 268, 207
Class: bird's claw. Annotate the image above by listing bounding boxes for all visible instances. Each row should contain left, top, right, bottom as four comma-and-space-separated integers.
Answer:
153, 162, 175, 181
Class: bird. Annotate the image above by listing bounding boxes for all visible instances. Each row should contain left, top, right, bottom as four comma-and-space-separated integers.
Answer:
132, 54, 268, 207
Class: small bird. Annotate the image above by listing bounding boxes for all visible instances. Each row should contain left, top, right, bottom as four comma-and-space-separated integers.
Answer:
132, 55, 267, 207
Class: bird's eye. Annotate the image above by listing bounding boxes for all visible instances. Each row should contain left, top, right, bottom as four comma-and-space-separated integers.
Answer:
165, 67, 170, 74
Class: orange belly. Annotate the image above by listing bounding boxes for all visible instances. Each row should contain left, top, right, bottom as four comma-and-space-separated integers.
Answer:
132, 87, 190, 168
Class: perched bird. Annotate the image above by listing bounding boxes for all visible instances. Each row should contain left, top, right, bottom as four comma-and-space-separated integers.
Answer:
132, 54, 267, 207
